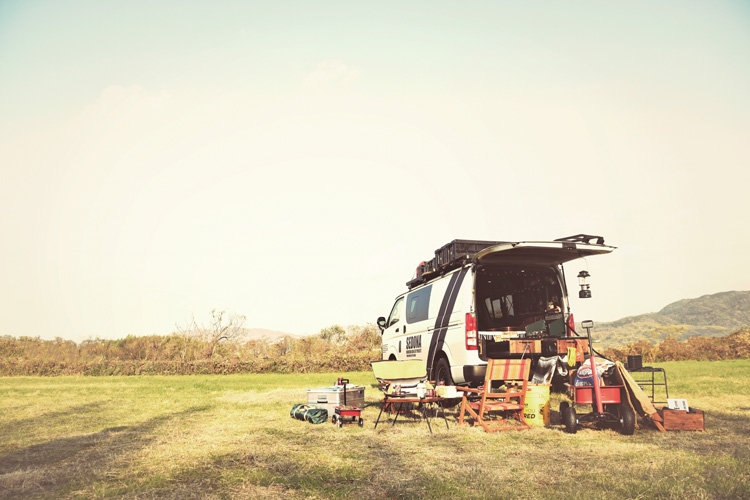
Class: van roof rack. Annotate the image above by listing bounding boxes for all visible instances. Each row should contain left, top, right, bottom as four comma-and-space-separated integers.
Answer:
406, 235, 609, 289
407, 239, 505, 289
554, 234, 605, 245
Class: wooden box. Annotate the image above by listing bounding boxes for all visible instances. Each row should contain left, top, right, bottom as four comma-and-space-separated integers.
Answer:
509, 339, 541, 354
658, 407, 705, 431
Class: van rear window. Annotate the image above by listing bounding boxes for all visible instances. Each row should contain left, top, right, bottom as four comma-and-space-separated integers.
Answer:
476, 266, 562, 330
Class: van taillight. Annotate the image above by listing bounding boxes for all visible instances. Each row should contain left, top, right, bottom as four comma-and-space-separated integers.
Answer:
567, 313, 575, 336
465, 312, 478, 350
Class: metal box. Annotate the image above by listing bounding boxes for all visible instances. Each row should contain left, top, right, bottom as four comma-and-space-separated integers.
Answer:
306, 386, 365, 414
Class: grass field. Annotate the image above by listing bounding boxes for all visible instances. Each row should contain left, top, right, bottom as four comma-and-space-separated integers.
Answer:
1, 360, 749, 499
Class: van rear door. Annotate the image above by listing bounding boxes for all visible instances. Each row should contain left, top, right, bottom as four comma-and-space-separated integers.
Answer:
475, 240, 615, 266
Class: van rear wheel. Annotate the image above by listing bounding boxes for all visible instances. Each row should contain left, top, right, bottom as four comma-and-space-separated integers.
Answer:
433, 357, 454, 386
433, 357, 461, 407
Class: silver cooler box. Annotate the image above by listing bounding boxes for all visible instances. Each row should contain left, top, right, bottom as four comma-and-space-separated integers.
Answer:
307, 385, 365, 413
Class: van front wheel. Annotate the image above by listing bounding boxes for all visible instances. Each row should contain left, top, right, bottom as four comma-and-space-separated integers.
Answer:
433, 357, 454, 387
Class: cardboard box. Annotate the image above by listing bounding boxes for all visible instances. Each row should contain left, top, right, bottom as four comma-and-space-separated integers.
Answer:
658, 407, 705, 431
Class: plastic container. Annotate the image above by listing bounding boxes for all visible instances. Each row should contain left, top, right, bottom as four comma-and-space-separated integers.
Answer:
627, 355, 643, 371
524, 384, 551, 426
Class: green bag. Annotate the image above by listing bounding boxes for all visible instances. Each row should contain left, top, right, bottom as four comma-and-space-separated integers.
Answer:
304, 408, 328, 424
290, 403, 311, 421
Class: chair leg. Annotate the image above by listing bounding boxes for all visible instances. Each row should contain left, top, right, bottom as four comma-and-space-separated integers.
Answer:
458, 398, 468, 425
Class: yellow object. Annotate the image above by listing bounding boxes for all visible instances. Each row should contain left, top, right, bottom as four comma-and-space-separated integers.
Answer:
567, 347, 577, 367
523, 384, 551, 426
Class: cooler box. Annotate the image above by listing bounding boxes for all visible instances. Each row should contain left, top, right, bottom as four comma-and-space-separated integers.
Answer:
307, 385, 365, 414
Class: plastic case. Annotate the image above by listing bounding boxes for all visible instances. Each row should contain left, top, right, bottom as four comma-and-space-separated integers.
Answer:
306, 386, 365, 413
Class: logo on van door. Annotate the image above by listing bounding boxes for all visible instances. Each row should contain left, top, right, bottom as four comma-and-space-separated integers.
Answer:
405, 335, 422, 358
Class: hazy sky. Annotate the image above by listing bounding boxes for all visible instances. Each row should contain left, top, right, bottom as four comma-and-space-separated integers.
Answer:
1, 1, 749, 342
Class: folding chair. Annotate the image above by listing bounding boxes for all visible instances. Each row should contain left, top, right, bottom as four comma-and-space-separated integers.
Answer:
458, 358, 531, 432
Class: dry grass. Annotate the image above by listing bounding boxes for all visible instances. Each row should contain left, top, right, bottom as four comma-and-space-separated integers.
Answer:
1, 362, 749, 499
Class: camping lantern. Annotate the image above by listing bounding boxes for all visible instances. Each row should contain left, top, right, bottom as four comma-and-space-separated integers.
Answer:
577, 270, 592, 298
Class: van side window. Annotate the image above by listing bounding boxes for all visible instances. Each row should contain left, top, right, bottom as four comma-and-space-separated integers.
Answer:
406, 285, 432, 324
387, 297, 404, 327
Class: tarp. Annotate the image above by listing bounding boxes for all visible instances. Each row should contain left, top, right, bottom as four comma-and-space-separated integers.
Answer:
614, 361, 665, 432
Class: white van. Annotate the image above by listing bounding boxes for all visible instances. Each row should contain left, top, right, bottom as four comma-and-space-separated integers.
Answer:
376, 235, 615, 387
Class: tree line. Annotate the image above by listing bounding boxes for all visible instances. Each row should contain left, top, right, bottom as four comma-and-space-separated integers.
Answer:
0, 318, 382, 376
0, 321, 748, 377
601, 327, 750, 362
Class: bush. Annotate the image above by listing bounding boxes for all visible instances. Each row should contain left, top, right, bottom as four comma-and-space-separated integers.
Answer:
0, 324, 383, 376
601, 327, 750, 363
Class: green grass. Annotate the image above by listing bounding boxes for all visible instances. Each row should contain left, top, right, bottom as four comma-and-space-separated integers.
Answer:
1, 362, 749, 499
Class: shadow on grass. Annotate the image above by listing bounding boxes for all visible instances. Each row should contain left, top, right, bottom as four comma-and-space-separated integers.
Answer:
0, 405, 211, 500
147, 411, 473, 500
3, 401, 107, 436
154, 434, 440, 500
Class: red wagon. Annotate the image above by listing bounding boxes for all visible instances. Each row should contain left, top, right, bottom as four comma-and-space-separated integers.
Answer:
331, 378, 364, 428
560, 321, 636, 435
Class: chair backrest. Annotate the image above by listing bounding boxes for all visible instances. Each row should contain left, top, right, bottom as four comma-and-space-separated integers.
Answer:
485, 358, 530, 385
371, 359, 427, 388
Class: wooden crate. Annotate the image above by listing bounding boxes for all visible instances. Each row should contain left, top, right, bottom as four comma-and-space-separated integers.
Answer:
509, 340, 541, 354
658, 407, 705, 431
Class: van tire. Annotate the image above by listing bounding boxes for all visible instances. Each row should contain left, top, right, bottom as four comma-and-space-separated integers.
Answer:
433, 357, 454, 387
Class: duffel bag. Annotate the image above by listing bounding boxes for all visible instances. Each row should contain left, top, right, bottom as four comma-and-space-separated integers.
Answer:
304, 408, 328, 424
290, 403, 311, 421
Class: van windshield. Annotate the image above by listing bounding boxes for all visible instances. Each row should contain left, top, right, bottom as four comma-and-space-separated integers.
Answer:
475, 265, 563, 331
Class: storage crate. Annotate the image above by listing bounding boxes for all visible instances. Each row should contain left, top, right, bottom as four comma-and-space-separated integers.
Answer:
658, 407, 705, 431
434, 240, 503, 269
509, 339, 541, 354
307, 386, 365, 414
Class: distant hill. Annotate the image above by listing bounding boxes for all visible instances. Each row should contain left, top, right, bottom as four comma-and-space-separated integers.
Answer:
592, 291, 750, 349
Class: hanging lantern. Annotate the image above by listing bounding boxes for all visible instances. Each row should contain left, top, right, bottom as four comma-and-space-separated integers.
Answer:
577, 270, 592, 298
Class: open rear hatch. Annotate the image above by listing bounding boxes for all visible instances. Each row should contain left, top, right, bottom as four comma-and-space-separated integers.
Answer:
474, 235, 614, 363
475, 238, 615, 266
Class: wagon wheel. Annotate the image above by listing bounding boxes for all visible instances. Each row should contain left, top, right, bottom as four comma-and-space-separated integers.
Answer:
358, 417, 364, 427
331, 415, 337, 425
563, 406, 577, 434
620, 405, 635, 436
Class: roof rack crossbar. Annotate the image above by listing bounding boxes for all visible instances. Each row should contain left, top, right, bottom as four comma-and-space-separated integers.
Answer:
554, 234, 605, 245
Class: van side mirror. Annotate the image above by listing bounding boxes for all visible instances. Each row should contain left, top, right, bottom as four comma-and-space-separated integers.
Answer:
376, 316, 387, 333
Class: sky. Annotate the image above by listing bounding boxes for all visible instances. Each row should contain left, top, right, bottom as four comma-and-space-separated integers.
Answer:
1, 1, 749, 343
